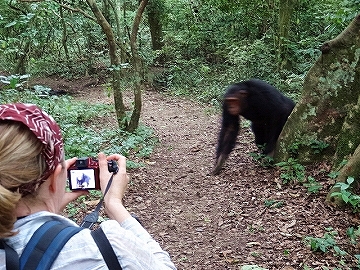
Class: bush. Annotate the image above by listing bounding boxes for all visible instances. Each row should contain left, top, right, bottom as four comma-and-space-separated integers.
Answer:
1, 83, 156, 166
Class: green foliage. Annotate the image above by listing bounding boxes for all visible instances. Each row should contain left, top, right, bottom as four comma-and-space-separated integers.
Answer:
264, 199, 284, 208
0, 0, 105, 76
275, 155, 322, 193
288, 139, 329, 158
310, 140, 329, 154
0, 74, 31, 89
65, 202, 79, 218
1, 0, 357, 107
304, 228, 347, 256
159, 0, 358, 106
331, 177, 360, 212
328, 171, 340, 179
1, 85, 156, 167
303, 176, 322, 194
223, 39, 278, 80
346, 226, 360, 245
249, 152, 274, 168
276, 158, 305, 183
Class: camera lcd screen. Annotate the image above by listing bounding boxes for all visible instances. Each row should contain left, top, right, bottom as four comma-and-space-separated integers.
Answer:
69, 169, 96, 190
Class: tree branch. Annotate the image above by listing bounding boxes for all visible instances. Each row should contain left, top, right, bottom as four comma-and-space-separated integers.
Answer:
53, 0, 96, 22
130, 0, 148, 46
321, 13, 360, 54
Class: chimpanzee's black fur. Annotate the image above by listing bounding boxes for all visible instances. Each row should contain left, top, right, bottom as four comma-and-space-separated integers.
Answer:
213, 79, 295, 175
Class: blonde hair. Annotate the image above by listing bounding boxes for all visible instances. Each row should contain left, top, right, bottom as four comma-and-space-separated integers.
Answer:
0, 121, 46, 238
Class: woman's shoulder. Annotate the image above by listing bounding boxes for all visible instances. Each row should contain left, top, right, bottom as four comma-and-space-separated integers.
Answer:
15, 211, 78, 228
9, 212, 77, 246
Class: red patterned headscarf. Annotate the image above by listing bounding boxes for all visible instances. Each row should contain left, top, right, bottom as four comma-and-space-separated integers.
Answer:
0, 103, 64, 195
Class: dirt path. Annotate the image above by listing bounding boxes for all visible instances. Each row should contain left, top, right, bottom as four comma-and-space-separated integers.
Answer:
32, 76, 359, 269
122, 89, 358, 270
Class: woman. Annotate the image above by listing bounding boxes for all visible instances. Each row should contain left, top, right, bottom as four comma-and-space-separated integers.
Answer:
0, 103, 176, 269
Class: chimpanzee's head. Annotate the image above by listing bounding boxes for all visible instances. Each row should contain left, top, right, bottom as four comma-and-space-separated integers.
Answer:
224, 89, 248, 116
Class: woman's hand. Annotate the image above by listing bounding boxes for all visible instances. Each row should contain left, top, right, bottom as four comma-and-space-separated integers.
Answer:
59, 157, 88, 212
98, 152, 131, 222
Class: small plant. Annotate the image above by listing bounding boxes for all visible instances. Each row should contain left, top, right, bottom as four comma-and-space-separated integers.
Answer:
328, 171, 340, 179
356, 255, 360, 268
283, 249, 290, 256
250, 251, 261, 257
276, 158, 305, 183
249, 152, 274, 168
287, 140, 328, 157
331, 177, 360, 212
247, 224, 265, 233
65, 203, 79, 218
303, 176, 322, 194
304, 227, 347, 256
0, 74, 30, 90
346, 226, 360, 244
264, 199, 284, 208
288, 142, 301, 157
309, 139, 329, 154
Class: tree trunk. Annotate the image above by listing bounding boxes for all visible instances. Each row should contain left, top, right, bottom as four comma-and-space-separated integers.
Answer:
277, 0, 295, 70
86, 0, 127, 126
334, 91, 360, 168
127, 0, 148, 132
107, 0, 131, 63
326, 143, 360, 207
59, 3, 70, 60
147, 0, 164, 50
275, 14, 360, 167
14, 41, 31, 74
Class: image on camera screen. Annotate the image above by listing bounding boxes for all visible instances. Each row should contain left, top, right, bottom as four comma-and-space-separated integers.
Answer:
69, 169, 96, 190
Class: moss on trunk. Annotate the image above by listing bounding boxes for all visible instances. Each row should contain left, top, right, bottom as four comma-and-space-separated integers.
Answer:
275, 14, 360, 167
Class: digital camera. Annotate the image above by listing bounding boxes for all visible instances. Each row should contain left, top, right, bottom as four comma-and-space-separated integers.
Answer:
68, 157, 118, 190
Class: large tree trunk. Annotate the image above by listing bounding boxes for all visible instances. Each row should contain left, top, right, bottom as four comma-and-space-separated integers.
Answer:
275, 14, 360, 165
86, 0, 127, 126
274, 14, 360, 207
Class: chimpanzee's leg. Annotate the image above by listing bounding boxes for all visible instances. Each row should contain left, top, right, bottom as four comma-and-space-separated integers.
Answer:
261, 116, 286, 156
251, 122, 266, 145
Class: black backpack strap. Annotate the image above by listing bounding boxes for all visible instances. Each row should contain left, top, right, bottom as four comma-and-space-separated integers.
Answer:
91, 227, 122, 270
0, 239, 20, 270
20, 220, 83, 270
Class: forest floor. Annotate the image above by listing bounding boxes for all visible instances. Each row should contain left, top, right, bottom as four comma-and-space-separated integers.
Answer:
32, 76, 360, 270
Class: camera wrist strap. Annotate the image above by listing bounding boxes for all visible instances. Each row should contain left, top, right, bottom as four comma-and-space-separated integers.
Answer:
80, 173, 115, 229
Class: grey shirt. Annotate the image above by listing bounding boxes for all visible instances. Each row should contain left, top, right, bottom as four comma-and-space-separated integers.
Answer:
0, 211, 176, 270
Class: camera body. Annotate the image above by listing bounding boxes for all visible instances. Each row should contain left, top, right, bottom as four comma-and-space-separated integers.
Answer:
68, 157, 118, 190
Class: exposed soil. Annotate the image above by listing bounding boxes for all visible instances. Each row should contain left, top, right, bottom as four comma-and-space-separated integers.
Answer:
31, 76, 360, 270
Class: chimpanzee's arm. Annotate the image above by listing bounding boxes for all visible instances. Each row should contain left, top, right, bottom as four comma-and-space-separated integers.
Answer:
216, 110, 240, 159
212, 110, 240, 175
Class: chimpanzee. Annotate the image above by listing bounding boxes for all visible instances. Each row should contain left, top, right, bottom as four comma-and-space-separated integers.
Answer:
212, 79, 295, 175
76, 173, 91, 188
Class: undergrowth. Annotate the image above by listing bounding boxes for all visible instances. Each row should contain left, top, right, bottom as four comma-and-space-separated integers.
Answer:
1, 79, 157, 167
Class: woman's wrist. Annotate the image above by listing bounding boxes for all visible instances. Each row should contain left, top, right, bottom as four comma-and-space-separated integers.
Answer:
104, 200, 131, 223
